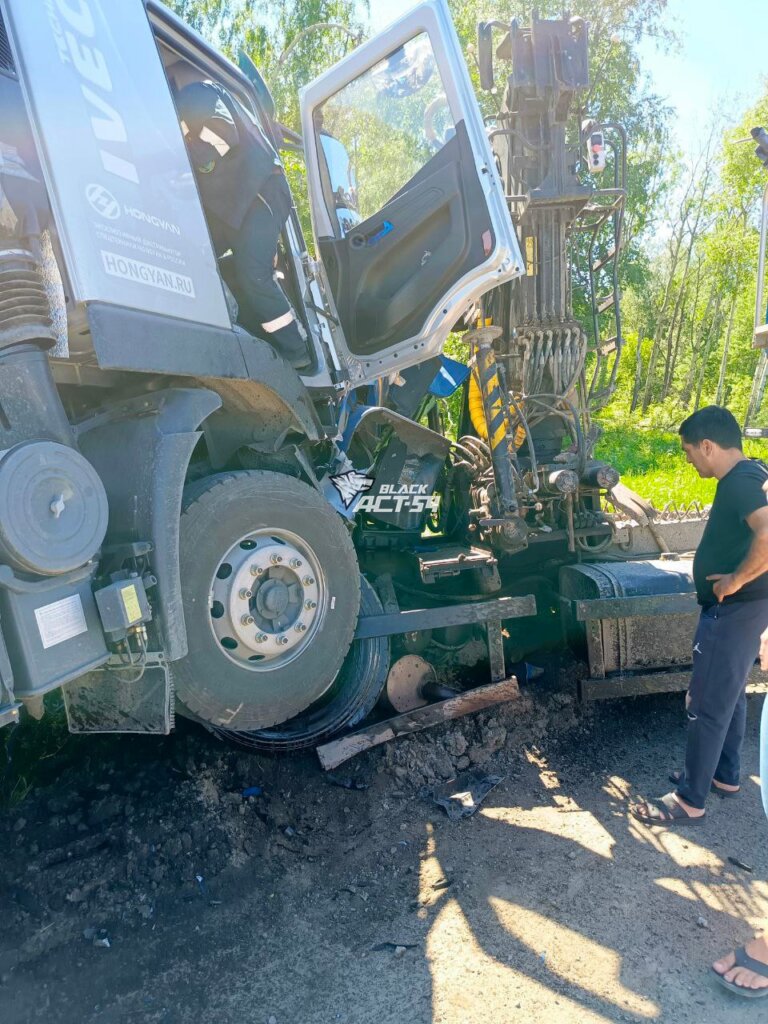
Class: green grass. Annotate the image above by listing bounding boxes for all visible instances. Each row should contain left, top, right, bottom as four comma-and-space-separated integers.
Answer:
0, 695, 74, 808
595, 426, 715, 507
594, 425, 767, 508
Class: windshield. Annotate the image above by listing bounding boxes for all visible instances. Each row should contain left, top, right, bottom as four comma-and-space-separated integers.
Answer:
315, 32, 455, 233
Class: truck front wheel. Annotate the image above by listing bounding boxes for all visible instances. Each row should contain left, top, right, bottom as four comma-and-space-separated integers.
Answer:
174, 471, 361, 731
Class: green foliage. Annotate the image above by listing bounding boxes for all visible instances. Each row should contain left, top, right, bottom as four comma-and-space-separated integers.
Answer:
0, 697, 72, 808
162, 0, 367, 252
595, 424, 767, 507
159, 0, 768, 440
318, 32, 450, 222
449, 0, 676, 274
163, 0, 367, 130
441, 332, 471, 439
614, 86, 768, 427
595, 424, 716, 504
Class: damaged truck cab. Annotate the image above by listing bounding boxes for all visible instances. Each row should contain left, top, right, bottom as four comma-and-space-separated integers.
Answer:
0, 0, 706, 753
0, 0, 530, 744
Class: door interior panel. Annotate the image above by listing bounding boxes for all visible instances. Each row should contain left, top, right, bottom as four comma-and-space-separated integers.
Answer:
318, 119, 493, 357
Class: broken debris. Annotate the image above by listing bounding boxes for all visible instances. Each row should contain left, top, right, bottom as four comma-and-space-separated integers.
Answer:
325, 773, 369, 791
432, 767, 503, 820
727, 855, 753, 873
316, 677, 520, 770
83, 927, 111, 948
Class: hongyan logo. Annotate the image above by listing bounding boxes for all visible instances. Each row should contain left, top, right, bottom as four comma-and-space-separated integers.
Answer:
86, 183, 120, 220
85, 184, 181, 235
123, 206, 181, 236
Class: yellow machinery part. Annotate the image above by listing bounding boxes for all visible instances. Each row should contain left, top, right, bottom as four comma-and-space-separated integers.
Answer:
468, 372, 526, 449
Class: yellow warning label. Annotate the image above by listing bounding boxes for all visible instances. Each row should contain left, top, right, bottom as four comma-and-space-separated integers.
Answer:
120, 584, 142, 624
525, 236, 537, 276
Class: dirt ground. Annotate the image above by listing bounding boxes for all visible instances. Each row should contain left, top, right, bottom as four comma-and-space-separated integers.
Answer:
2, 665, 768, 1024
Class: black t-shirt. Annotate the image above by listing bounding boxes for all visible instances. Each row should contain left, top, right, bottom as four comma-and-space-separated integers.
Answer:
693, 459, 768, 606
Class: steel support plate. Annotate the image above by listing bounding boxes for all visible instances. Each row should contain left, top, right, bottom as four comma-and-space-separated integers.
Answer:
354, 595, 536, 640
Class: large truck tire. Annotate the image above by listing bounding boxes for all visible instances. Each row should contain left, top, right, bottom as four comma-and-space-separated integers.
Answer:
174, 471, 360, 730
217, 575, 390, 751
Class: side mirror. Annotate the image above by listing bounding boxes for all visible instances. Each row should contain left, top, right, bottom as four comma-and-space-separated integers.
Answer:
477, 22, 495, 91
238, 50, 276, 122
752, 126, 768, 170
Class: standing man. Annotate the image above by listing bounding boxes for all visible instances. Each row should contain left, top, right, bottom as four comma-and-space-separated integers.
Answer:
632, 405, 768, 825
176, 80, 309, 369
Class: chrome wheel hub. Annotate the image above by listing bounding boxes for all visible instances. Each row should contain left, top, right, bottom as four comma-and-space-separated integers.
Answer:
208, 529, 324, 670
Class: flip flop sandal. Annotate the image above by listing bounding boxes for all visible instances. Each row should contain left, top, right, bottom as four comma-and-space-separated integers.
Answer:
668, 770, 741, 798
712, 946, 768, 998
630, 793, 706, 827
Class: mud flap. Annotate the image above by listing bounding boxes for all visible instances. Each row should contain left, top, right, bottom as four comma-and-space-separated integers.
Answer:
63, 654, 172, 734
0, 621, 19, 729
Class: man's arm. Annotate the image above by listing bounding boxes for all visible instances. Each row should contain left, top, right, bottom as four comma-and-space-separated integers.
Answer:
707, 505, 768, 601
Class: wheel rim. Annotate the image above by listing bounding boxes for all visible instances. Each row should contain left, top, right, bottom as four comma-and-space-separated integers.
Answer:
208, 528, 326, 671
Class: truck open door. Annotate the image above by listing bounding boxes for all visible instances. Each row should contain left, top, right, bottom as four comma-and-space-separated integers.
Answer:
300, 0, 523, 386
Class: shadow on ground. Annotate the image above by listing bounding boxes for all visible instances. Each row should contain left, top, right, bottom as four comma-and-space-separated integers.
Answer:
1, 680, 766, 1024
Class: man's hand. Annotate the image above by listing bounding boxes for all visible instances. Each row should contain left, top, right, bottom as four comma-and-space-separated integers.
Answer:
706, 573, 742, 602
760, 627, 768, 671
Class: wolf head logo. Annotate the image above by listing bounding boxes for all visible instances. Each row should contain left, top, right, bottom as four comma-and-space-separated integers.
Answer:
330, 470, 374, 509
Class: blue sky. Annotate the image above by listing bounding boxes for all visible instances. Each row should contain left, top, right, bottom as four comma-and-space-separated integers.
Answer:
637, 0, 766, 151
368, 0, 768, 154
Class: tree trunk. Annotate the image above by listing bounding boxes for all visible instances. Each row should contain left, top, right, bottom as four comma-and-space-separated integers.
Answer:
715, 294, 738, 406
681, 291, 718, 407
694, 308, 723, 410
664, 290, 688, 400
631, 329, 645, 412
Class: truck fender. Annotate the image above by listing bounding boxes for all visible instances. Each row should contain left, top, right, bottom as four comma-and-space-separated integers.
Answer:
76, 387, 222, 662
199, 373, 322, 469
86, 305, 323, 463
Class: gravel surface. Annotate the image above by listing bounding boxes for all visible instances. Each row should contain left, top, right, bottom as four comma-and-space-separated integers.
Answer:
2, 666, 767, 1024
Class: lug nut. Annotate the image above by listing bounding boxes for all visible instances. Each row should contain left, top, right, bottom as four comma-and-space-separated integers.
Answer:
270, 553, 283, 565
241, 614, 255, 626
305, 599, 317, 610
250, 564, 264, 577
277, 635, 289, 646
294, 622, 307, 632
239, 588, 252, 600
255, 633, 268, 643
303, 576, 315, 586
289, 557, 302, 568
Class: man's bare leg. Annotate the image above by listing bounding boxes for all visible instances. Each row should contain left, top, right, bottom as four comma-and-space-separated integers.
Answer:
711, 778, 740, 793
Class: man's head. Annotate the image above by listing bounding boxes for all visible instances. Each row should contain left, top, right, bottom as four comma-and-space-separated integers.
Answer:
679, 405, 743, 478
177, 81, 239, 153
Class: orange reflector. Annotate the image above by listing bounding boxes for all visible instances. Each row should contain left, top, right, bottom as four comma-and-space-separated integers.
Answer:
482, 229, 493, 256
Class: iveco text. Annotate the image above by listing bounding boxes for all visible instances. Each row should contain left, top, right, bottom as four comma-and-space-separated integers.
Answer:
45, 0, 139, 184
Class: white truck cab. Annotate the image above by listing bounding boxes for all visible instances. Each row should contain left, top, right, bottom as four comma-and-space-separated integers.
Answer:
1, 0, 522, 388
